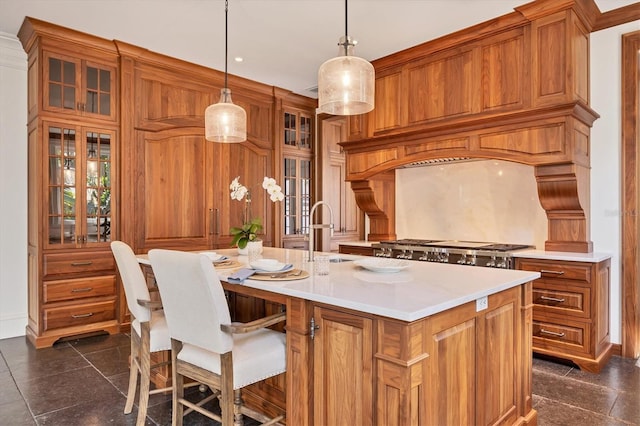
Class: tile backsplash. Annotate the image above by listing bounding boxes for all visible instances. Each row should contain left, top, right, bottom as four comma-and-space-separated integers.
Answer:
396, 159, 547, 248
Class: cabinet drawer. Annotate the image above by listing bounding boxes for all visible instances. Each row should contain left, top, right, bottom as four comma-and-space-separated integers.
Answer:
43, 300, 116, 331
532, 319, 589, 355
43, 275, 116, 303
532, 282, 590, 319
44, 251, 115, 276
517, 259, 591, 283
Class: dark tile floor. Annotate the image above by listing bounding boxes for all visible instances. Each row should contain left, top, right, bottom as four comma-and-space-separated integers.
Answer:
1, 333, 638, 425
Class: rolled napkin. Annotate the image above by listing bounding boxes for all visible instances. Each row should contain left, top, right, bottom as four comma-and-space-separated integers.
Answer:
227, 268, 256, 284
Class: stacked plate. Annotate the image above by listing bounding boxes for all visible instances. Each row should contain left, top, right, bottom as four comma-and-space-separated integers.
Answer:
199, 251, 229, 263
250, 258, 293, 274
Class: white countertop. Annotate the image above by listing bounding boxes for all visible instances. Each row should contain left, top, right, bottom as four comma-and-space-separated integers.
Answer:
512, 249, 611, 263
140, 247, 540, 322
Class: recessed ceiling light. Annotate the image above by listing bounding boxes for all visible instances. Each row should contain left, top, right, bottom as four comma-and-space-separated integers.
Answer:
234, 57, 243, 62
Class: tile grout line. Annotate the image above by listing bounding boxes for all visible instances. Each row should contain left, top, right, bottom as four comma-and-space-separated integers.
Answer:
0, 350, 39, 424
66, 338, 163, 425
67, 341, 131, 401
534, 394, 638, 426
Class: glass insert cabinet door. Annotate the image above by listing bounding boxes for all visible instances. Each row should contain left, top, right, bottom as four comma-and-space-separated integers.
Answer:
47, 124, 114, 247
45, 53, 115, 120
283, 157, 311, 236
283, 111, 312, 150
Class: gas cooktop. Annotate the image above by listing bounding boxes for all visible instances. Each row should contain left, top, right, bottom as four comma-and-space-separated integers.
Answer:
378, 239, 532, 252
373, 239, 534, 268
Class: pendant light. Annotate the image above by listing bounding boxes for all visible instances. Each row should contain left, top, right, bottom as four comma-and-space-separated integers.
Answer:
318, 0, 375, 115
205, 0, 247, 143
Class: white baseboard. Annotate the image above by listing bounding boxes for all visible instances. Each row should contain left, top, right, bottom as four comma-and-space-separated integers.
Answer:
0, 314, 27, 339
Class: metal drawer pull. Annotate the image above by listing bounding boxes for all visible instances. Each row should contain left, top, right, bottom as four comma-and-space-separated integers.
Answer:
71, 261, 93, 266
540, 269, 564, 275
540, 295, 566, 303
71, 287, 93, 293
71, 312, 94, 319
540, 328, 565, 338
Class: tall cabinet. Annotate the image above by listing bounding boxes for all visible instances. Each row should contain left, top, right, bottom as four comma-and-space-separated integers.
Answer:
319, 115, 363, 251
279, 94, 316, 250
19, 18, 120, 348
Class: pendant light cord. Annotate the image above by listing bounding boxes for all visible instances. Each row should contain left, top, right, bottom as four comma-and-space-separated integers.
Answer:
343, 0, 348, 55
224, 0, 229, 90
344, 0, 348, 38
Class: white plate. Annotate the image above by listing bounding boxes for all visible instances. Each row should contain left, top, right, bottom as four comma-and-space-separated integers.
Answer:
250, 259, 292, 273
354, 258, 410, 273
199, 251, 228, 262
252, 264, 294, 275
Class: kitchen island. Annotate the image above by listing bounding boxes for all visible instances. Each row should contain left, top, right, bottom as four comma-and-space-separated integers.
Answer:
141, 247, 541, 425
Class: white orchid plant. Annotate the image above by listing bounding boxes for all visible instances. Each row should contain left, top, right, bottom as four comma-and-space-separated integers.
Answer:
229, 176, 284, 249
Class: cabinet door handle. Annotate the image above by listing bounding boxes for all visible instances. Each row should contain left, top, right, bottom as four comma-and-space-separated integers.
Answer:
310, 317, 320, 340
209, 209, 214, 235
539, 295, 566, 303
71, 287, 93, 293
539, 328, 565, 338
540, 269, 565, 276
71, 312, 94, 319
215, 208, 220, 235
71, 261, 93, 266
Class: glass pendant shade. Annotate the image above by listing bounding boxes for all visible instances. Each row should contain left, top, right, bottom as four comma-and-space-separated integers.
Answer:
318, 36, 374, 115
205, 88, 247, 143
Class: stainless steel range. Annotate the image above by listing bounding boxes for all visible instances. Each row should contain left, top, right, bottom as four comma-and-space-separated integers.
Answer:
372, 239, 533, 269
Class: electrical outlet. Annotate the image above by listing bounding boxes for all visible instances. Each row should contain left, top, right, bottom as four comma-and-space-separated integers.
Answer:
476, 296, 488, 312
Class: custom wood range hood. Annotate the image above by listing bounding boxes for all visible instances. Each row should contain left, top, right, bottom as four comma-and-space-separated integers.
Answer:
339, 0, 638, 253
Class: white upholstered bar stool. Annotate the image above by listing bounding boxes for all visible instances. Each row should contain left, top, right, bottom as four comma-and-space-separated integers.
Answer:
148, 249, 286, 426
111, 241, 173, 426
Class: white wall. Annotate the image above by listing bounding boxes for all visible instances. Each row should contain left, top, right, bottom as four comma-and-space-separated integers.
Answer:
0, 32, 27, 339
590, 20, 639, 345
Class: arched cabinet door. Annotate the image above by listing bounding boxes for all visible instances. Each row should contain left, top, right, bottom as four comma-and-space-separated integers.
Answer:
135, 128, 216, 251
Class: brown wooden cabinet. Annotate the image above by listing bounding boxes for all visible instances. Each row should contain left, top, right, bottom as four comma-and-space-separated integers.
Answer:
287, 283, 534, 425
41, 50, 117, 122
320, 116, 363, 251
312, 305, 373, 425
339, 3, 599, 252
114, 40, 277, 253
516, 257, 612, 372
20, 18, 120, 348
280, 103, 314, 250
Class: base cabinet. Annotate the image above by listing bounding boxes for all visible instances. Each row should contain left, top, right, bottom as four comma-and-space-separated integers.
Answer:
516, 257, 612, 373
312, 306, 373, 425
27, 250, 119, 348
287, 283, 535, 426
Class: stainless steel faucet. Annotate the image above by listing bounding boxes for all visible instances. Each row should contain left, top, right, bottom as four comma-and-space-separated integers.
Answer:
308, 201, 334, 262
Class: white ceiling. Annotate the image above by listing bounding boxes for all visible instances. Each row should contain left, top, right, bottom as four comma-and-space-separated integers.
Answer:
0, 0, 636, 99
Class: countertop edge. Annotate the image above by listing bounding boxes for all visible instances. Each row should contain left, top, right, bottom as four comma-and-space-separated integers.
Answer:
512, 249, 612, 263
